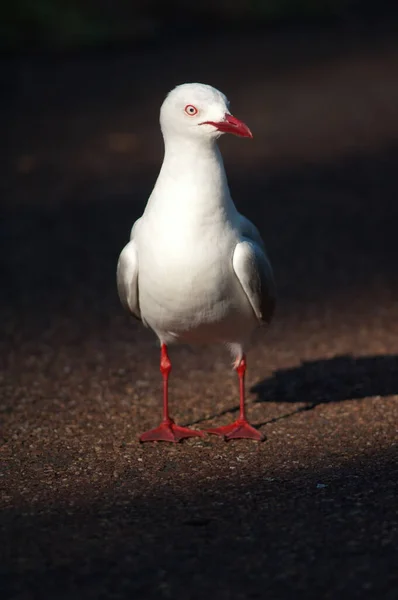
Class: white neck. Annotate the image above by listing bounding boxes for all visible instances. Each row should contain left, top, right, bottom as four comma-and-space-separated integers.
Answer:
144, 133, 235, 223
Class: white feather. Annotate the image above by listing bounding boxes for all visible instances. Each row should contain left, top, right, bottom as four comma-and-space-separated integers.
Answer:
117, 83, 275, 360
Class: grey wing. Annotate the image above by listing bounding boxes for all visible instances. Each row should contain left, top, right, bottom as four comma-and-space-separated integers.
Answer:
237, 213, 266, 252
232, 238, 276, 325
116, 239, 141, 320
130, 216, 142, 241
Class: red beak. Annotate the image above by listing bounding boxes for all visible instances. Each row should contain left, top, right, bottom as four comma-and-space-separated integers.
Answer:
201, 113, 253, 138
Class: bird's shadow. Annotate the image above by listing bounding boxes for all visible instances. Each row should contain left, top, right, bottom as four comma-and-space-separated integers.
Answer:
190, 354, 398, 427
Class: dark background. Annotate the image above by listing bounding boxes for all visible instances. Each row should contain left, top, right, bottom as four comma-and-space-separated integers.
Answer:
1, 2, 398, 599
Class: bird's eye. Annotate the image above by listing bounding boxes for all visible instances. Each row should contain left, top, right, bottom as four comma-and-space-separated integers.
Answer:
184, 104, 198, 116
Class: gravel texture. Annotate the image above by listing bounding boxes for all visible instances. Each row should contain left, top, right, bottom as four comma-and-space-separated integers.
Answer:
1, 24, 398, 600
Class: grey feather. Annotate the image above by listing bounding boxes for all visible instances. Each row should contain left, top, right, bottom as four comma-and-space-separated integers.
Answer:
116, 240, 141, 320
238, 213, 266, 252
233, 237, 276, 325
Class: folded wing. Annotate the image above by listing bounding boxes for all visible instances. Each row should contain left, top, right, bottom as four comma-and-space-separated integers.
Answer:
233, 216, 276, 324
116, 240, 141, 320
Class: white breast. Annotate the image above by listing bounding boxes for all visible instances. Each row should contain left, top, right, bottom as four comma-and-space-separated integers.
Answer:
136, 212, 255, 343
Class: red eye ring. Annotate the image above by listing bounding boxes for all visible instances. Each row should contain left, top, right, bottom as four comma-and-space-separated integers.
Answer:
185, 104, 198, 116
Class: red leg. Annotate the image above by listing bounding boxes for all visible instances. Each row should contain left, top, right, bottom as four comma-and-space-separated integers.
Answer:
206, 356, 264, 441
140, 344, 204, 443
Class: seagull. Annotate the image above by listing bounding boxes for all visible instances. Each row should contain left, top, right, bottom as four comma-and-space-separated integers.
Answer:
117, 83, 276, 443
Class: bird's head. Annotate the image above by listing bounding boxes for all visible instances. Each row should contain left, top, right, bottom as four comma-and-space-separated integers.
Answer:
160, 83, 253, 142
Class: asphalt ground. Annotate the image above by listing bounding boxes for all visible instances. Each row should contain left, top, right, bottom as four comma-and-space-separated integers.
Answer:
1, 23, 398, 600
